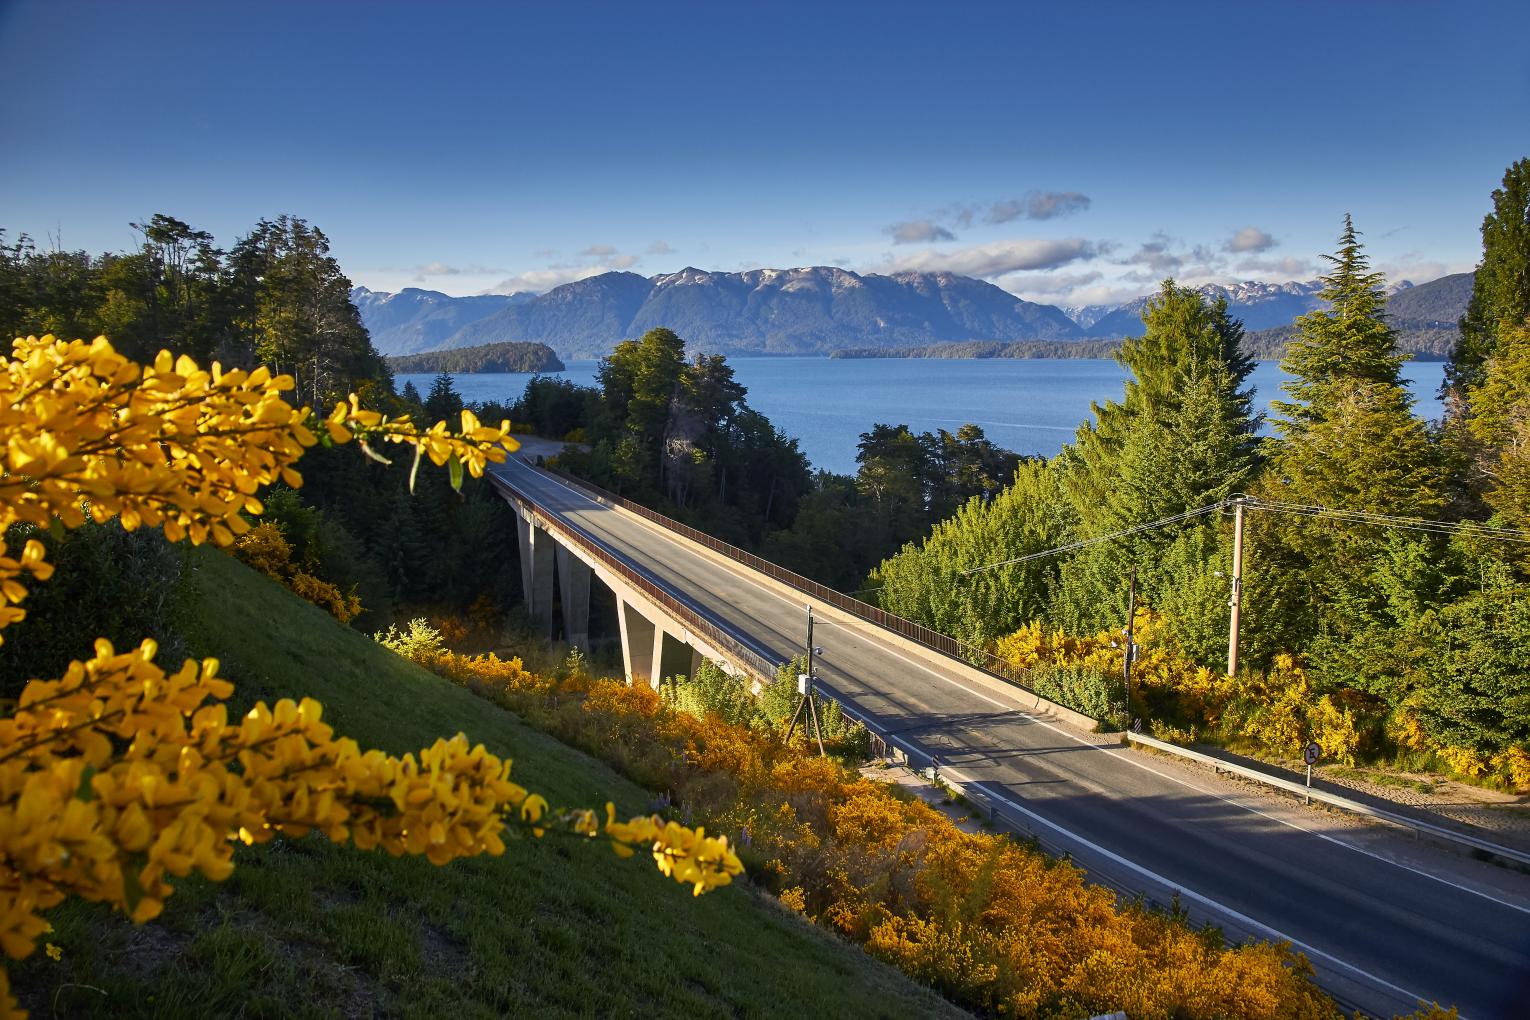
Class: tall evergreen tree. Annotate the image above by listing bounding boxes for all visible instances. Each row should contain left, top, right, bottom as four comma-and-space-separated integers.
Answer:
1056, 280, 1261, 643
1273, 214, 1406, 424
1448, 159, 1530, 534
1251, 218, 1445, 668
1451, 158, 1530, 401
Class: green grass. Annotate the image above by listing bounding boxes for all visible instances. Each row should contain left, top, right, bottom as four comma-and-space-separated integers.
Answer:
12, 549, 965, 1019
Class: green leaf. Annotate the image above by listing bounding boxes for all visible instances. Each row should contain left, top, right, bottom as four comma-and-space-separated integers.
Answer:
75, 764, 97, 802
121, 853, 148, 914
448, 453, 464, 493
358, 440, 393, 467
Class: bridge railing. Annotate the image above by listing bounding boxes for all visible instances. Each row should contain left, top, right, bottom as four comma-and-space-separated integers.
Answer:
528, 460, 1044, 700
487, 471, 780, 681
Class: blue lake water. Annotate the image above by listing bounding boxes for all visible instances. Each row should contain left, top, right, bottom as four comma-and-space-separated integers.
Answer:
400, 357, 1448, 476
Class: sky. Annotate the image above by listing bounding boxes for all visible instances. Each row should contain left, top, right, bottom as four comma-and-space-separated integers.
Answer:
2, 0, 1527, 309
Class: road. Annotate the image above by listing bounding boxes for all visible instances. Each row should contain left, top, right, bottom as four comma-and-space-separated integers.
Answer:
492, 457, 1530, 1018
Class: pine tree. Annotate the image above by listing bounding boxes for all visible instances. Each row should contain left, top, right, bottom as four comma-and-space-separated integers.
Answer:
1451, 160, 1530, 537
1274, 214, 1405, 424
1451, 158, 1530, 401
1253, 218, 1445, 666
1056, 281, 1261, 639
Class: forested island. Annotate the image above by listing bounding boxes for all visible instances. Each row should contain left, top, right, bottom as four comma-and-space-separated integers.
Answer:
385, 340, 564, 374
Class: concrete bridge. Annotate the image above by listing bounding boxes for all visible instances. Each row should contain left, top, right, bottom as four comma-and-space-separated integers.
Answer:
487, 455, 1530, 1019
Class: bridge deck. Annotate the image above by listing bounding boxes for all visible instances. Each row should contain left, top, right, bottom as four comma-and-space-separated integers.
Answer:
491, 457, 1530, 1018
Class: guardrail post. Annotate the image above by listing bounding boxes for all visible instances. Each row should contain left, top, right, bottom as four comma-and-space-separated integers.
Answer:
515, 512, 555, 639
555, 545, 591, 652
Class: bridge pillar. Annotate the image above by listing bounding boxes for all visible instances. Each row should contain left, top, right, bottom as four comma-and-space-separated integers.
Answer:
652, 630, 693, 688
516, 513, 555, 639
555, 546, 591, 652
618, 598, 656, 686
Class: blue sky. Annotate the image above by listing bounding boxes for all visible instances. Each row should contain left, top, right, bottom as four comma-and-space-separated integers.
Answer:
2, 0, 1526, 307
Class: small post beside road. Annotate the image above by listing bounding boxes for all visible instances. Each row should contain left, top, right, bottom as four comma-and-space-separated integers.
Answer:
1303, 741, 1321, 804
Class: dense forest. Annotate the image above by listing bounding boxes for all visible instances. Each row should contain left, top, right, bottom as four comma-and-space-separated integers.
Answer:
869, 162, 1530, 785
386, 340, 564, 374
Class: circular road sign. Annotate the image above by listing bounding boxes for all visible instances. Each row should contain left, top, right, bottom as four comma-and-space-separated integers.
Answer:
1303, 742, 1321, 766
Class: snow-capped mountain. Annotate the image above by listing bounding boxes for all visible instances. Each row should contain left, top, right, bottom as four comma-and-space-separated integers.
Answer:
419, 266, 1086, 358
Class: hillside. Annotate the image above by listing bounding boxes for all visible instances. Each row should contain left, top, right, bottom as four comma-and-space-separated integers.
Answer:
9, 548, 965, 1019
352, 287, 534, 355
424, 267, 1085, 358
385, 340, 565, 374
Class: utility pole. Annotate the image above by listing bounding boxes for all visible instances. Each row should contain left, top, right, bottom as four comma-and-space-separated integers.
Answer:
1124, 565, 1136, 707
1227, 497, 1246, 678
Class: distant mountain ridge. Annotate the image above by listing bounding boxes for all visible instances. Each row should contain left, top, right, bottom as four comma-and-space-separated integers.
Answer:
352, 268, 1475, 361
350, 287, 535, 355
356, 267, 1084, 358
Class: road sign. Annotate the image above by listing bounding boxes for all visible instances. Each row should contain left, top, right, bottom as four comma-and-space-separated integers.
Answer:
1303, 742, 1321, 766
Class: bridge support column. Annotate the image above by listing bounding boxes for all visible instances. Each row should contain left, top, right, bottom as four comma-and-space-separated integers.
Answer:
555, 546, 591, 652
516, 513, 555, 640
618, 598, 656, 686
652, 630, 694, 688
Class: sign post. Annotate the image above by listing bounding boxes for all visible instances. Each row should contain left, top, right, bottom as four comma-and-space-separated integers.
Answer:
1303, 741, 1321, 804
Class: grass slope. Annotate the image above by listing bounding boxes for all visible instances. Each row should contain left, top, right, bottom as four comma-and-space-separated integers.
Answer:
13, 549, 964, 1019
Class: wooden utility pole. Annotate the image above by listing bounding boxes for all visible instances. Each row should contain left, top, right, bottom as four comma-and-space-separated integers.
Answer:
1124, 565, 1136, 706
1227, 497, 1246, 678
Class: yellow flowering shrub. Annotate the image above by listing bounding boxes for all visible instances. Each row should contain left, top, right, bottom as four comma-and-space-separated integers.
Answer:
233, 521, 361, 623
0, 335, 741, 1019
423, 645, 1339, 1019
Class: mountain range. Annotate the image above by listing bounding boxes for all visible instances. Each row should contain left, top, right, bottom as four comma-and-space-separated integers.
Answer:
352, 268, 1474, 361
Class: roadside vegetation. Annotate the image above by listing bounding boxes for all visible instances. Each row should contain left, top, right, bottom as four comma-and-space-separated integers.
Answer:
380, 616, 1344, 1020
871, 161, 1530, 791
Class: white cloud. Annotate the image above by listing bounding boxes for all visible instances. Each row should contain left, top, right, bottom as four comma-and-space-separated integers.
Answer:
878, 237, 1100, 277
1234, 255, 1315, 278
396, 261, 507, 282
486, 246, 641, 294
1119, 234, 1185, 274
994, 270, 1104, 304
486, 265, 611, 294
1374, 254, 1474, 287
646, 240, 674, 255
1225, 226, 1276, 254
887, 219, 957, 244
986, 191, 1092, 223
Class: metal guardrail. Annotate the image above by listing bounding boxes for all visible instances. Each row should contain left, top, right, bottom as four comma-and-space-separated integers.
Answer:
1126, 731, 1530, 868
487, 470, 780, 682
530, 462, 1047, 700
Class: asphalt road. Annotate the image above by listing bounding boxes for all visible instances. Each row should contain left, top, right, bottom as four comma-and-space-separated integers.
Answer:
492, 457, 1530, 1018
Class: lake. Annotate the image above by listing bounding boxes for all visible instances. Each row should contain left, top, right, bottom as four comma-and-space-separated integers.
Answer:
399, 357, 1448, 476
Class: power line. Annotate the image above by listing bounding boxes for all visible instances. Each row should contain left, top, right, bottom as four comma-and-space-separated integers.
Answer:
1244, 498, 1530, 544
949, 495, 1530, 581
959, 500, 1232, 576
